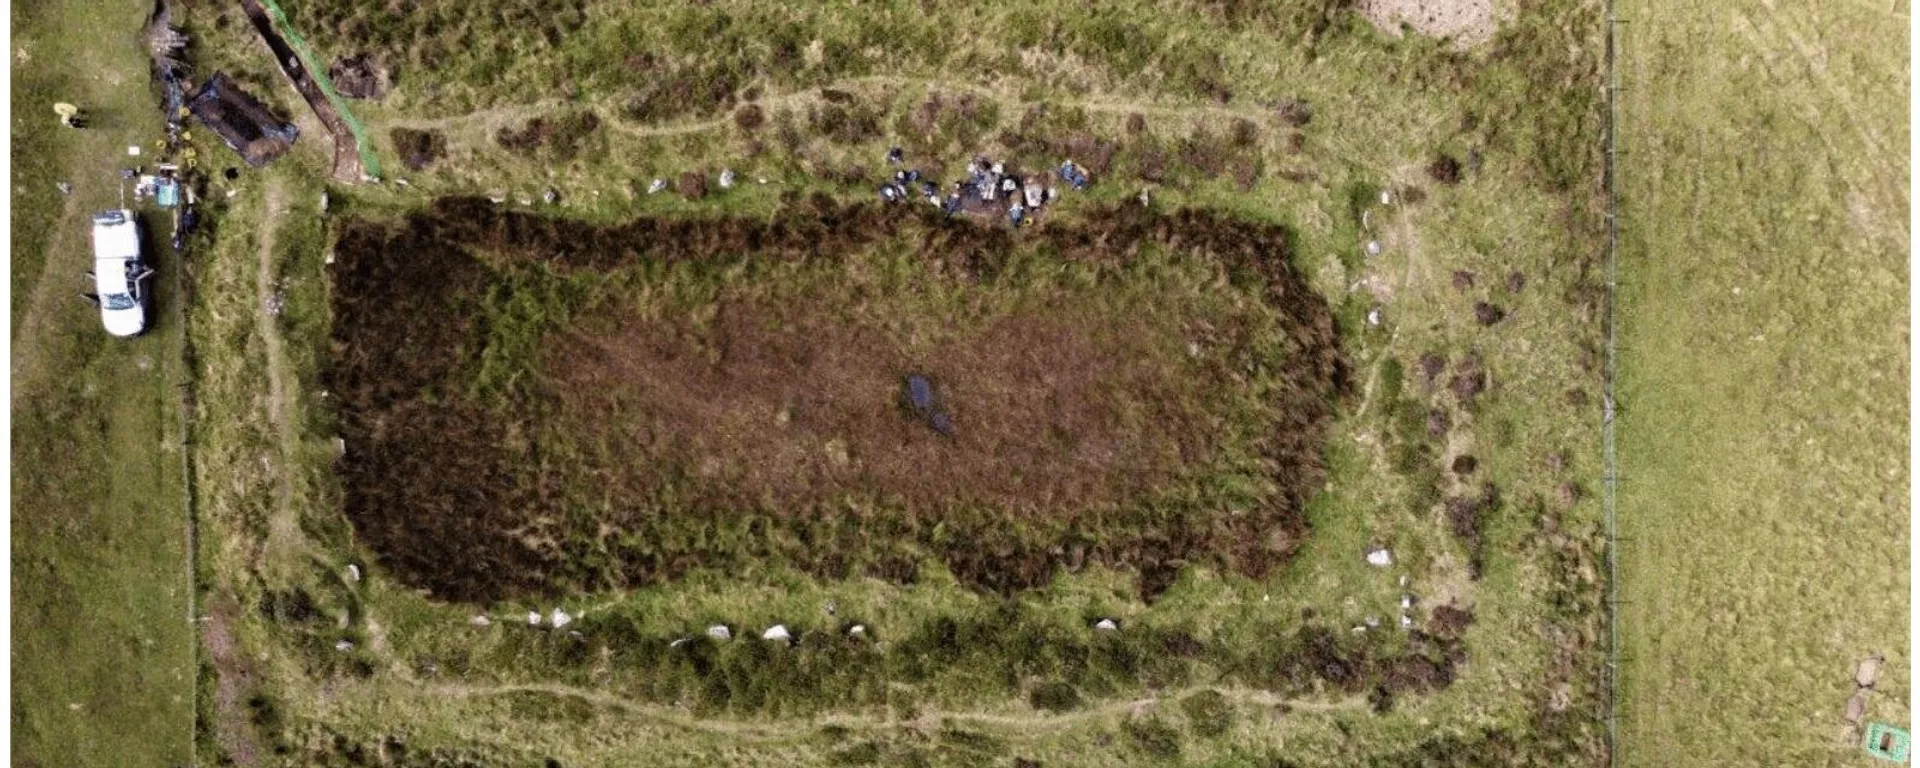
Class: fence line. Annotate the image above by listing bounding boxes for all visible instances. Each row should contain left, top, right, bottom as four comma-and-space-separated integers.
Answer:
1602, 1, 1624, 765
176, 234, 203, 768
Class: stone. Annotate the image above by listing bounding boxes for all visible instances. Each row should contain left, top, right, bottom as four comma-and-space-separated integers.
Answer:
1845, 689, 1870, 724
1857, 656, 1884, 688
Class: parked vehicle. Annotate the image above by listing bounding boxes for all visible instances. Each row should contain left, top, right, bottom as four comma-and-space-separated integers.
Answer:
88, 209, 152, 337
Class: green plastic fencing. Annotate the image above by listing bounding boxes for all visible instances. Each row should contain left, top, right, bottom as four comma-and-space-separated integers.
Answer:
1865, 723, 1911, 763
256, 0, 382, 179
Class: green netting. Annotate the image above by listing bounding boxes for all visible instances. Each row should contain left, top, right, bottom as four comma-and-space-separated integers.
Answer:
256, 0, 382, 179
1865, 723, 1911, 763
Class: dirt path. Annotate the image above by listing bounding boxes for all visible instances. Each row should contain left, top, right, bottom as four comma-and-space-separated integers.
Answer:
255, 179, 291, 453
383, 73, 1295, 155
421, 679, 1364, 742
252, 178, 304, 563
197, 178, 296, 768
201, 606, 266, 768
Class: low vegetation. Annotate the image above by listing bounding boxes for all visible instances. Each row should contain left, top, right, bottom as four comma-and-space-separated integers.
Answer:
8, 0, 1643, 765
330, 202, 1342, 602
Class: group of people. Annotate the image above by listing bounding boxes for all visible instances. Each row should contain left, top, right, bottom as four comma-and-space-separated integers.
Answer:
875, 147, 1094, 227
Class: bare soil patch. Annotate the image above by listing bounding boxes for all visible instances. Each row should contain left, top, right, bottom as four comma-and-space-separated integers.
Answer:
327, 54, 390, 100
328, 200, 1344, 603
494, 111, 600, 162
556, 298, 1210, 513
203, 603, 266, 768
390, 128, 447, 172
1358, 0, 1498, 47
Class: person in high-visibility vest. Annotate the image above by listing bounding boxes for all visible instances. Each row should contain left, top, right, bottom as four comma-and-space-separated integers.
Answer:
53, 102, 86, 129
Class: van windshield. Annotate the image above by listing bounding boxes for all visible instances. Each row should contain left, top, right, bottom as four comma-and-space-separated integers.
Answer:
103, 293, 136, 310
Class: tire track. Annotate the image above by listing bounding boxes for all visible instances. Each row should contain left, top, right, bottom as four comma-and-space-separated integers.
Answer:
10, 191, 83, 402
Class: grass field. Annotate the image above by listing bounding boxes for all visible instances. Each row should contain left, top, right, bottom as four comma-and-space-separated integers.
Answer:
15, 0, 1912, 764
9, 1, 196, 767
5, 0, 1725, 765
1614, 0, 1910, 766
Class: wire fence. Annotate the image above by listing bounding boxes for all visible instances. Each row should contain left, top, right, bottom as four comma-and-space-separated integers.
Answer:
1602, 1, 1624, 765
175, 229, 203, 768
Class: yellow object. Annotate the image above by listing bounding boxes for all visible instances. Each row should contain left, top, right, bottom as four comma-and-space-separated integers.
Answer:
53, 102, 78, 118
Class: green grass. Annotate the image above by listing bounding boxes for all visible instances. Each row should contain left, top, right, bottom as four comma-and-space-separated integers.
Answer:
37, 0, 1908, 763
1614, 0, 1910, 766
156, 1, 1618, 766
274, 0, 1352, 119
10, 2, 196, 766
169, 0, 1595, 230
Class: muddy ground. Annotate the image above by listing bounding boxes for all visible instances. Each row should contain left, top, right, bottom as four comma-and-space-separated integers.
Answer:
329, 198, 1344, 603
557, 293, 1216, 513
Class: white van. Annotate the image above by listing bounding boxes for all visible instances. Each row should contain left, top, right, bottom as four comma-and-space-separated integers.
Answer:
89, 209, 152, 337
